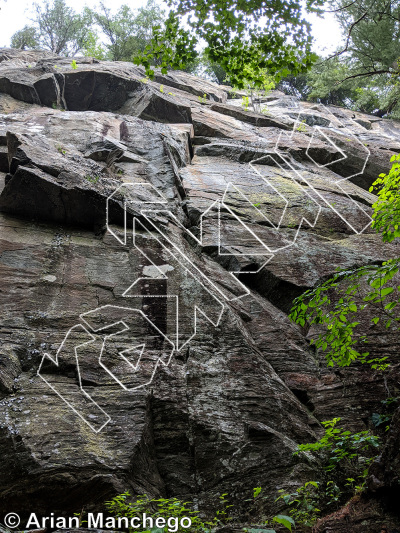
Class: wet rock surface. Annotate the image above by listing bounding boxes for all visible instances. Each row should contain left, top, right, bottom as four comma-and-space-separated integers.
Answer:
0, 49, 399, 529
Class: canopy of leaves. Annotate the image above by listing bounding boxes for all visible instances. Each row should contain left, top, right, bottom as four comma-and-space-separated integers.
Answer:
133, 0, 326, 86
277, 1, 400, 117
80, 30, 107, 61
32, 0, 92, 56
87, 0, 166, 62
285, 0, 400, 117
370, 154, 400, 241
279, 58, 396, 117
10, 26, 40, 50
330, 0, 400, 80
306, 56, 380, 110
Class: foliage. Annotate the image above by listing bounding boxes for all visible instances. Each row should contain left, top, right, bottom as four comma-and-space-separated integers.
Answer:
214, 492, 234, 524
88, 0, 166, 62
290, 0, 400, 117
272, 420, 380, 527
278, 56, 384, 115
56, 144, 66, 155
294, 418, 379, 475
290, 154, 400, 371
73, 509, 88, 527
81, 30, 107, 60
133, 0, 326, 87
307, 56, 368, 108
289, 256, 400, 370
277, 71, 310, 100
286, 154, 400, 529
199, 51, 227, 84
84, 174, 100, 184
372, 397, 399, 431
276, 0, 400, 118
242, 486, 268, 523
241, 96, 250, 111
324, 480, 341, 506
31, 0, 92, 55
105, 489, 295, 533
10, 25, 40, 50
234, 67, 275, 113
105, 492, 207, 532
370, 154, 400, 242
133, 10, 198, 77
296, 120, 307, 132
330, 0, 400, 81
132, 0, 168, 59
11, 0, 167, 65
276, 481, 321, 527
272, 515, 295, 532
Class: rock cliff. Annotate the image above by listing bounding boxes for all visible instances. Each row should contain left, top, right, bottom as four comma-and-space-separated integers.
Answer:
0, 48, 400, 529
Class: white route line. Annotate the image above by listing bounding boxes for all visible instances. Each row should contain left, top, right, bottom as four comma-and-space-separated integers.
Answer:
38, 103, 373, 432
80, 305, 175, 391
37, 324, 111, 433
129, 217, 226, 350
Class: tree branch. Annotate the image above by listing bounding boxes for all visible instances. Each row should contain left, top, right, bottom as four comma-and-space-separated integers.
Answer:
322, 0, 359, 14
334, 69, 392, 85
322, 11, 368, 63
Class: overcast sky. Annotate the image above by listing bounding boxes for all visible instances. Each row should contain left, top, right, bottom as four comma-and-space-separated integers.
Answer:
0, 0, 343, 55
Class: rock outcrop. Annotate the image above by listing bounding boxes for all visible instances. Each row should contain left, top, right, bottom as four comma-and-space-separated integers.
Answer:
0, 49, 400, 529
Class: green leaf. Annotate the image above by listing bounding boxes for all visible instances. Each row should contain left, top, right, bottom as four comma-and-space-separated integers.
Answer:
381, 287, 394, 297
253, 487, 262, 498
272, 515, 295, 532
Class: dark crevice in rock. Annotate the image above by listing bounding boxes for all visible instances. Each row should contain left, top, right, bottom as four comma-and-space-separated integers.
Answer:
237, 269, 310, 314
209, 103, 291, 130
291, 388, 315, 413
162, 138, 187, 201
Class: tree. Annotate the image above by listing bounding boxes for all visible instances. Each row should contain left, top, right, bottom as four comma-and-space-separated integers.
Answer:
81, 30, 107, 61
130, 0, 166, 55
32, 0, 92, 56
199, 52, 228, 84
88, 0, 166, 62
329, 0, 400, 79
304, 56, 381, 112
276, 1, 400, 117
133, 0, 326, 87
290, 154, 400, 372
233, 66, 276, 113
278, 56, 393, 117
277, 71, 311, 100
10, 26, 40, 50
277, 58, 359, 107
310, 0, 400, 116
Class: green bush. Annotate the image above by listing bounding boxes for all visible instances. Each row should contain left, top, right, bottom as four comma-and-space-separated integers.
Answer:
104, 490, 294, 533
104, 492, 213, 533
294, 418, 379, 475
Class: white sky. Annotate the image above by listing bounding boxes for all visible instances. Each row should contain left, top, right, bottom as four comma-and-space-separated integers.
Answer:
0, 0, 343, 55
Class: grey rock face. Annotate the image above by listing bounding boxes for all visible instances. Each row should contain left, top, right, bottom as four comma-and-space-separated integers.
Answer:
0, 49, 399, 520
